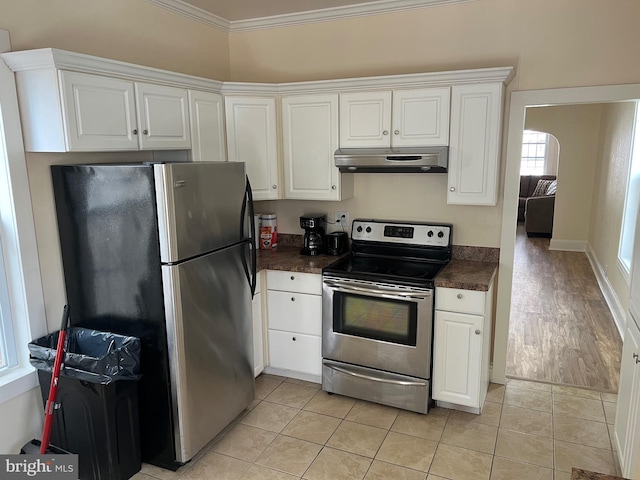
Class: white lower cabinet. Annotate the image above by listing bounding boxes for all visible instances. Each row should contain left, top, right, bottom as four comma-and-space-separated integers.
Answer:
614, 313, 640, 478
433, 280, 494, 413
252, 272, 264, 378
264, 270, 322, 380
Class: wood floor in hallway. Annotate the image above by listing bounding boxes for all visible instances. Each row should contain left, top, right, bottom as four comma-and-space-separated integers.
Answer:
506, 224, 623, 392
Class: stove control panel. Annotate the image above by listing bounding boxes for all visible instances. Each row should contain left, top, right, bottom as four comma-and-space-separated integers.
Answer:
352, 220, 452, 247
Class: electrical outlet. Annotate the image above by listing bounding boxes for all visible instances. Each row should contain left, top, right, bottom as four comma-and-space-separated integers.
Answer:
334, 211, 349, 227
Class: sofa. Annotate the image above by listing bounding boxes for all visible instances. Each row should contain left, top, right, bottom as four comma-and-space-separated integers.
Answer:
519, 175, 557, 236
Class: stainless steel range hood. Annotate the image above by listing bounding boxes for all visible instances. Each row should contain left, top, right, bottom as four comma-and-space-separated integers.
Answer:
334, 146, 448, 173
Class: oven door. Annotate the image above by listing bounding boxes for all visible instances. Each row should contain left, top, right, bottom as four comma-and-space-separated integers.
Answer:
322, 275, 433, 379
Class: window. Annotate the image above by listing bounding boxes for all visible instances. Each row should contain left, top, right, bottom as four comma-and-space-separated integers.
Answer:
0, 238, 17, 372
520, 130, 549, 175
0, 31, 47, 403
619, 102, 640, 276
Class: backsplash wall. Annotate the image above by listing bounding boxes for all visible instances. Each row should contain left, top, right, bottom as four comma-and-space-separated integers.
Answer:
256, 173, 503, 248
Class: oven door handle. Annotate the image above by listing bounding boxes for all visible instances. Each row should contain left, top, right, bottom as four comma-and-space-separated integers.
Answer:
323, 281, 431, 301
326, 363, 428, 387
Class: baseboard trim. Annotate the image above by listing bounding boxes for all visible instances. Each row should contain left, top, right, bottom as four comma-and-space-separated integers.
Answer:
549, 239, 587, 252
586, 244, 626, 339
263, 366, 322, 384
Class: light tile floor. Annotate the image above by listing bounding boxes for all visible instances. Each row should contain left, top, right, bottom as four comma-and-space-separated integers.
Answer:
132, 375, 622, 480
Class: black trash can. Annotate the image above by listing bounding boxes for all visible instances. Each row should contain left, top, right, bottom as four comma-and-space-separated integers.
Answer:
29, 327, 142, 480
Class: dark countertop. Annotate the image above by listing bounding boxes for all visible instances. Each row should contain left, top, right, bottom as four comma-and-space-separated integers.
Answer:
258, 248, 498, 292
434, 259, 498, 292
257, 246, 347, 274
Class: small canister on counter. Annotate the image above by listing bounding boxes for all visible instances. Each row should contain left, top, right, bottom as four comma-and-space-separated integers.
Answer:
259, 213, 277, 249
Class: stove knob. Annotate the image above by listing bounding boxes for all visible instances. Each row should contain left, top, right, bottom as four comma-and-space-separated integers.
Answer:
366, 226, 372, 233
438, 231, 444, 238
427, 230, 434, 237
356, 226, 363, 233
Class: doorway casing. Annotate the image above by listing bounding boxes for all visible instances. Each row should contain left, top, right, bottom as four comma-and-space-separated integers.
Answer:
494, 83, 640, 383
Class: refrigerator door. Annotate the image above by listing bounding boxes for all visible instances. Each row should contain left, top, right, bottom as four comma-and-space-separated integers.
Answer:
155, 162, 248, 263
162, 243, 254, 462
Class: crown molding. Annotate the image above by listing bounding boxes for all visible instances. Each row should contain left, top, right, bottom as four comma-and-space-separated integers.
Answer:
1, 48, 225, 91
147, 0, 230, 31
147, 0, 475, 33
1, 48, 513, 96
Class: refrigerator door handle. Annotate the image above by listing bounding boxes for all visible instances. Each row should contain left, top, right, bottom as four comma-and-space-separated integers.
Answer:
240, 176, 257, 298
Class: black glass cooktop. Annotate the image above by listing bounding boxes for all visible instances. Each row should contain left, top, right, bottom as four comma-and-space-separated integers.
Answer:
323, 255, 448, 287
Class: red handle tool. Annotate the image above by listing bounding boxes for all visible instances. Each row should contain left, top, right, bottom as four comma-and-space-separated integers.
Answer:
40, 305, 70, 454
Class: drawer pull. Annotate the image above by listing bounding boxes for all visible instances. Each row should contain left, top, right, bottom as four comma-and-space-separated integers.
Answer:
475, 329, 481, 335
290, 275, 295, 280
457, 293, 463, 299
291, 297, 295, 302
292, 337, 296, 341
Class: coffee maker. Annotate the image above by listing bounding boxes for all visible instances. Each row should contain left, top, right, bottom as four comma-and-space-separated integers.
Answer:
300, 214, 326, 256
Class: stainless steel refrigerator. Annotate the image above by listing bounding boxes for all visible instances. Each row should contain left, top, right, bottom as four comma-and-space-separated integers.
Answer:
52, 161, 257, 469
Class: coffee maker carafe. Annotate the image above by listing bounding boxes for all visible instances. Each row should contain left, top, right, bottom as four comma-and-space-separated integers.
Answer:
300, 214, 326, 256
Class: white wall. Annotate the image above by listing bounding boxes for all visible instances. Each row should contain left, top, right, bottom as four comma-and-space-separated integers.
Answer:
589, 102, 636, 316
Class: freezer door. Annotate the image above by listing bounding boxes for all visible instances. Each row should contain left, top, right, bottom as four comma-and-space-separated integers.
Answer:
162, 243, 254, 462
155, 162, 248, 263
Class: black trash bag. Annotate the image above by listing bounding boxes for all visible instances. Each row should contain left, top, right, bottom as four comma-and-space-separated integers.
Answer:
29, 327, 141, 384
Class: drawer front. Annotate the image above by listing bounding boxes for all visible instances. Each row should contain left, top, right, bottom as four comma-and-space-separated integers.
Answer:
267, 290, 322, 335
267, 270, 322, 295
435, 287, 485, 315
268, 330, 322, 376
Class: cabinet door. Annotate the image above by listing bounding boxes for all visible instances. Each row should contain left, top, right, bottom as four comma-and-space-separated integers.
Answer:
189, 90, 226, 162
391, 88, 450, 147
615, 316, 640, 477
339, 91, 392, 148
268, 330, 322, 376
252, 291, 264, 378
432, 310, 483, 407
447, 83, 503, 205
135, 82, 191, 150
225, 96, 279, 200
59, 71, 138, 151
283, 94, 340, 200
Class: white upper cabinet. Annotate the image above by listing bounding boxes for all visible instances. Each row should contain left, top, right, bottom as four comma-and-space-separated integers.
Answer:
10, 68, 191, 152
225, 96, 279, 201
447, 83, 504, 206
60, 71, 139, 151
391, 88, 450, 147
340, 91, 392, 148
188, 90, 226, 162
135, 82, 190, 150
282, 93, 353, 201
339, 88, 450, 148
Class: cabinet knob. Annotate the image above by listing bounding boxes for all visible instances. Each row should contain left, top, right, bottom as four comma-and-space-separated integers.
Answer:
132, 129, 138, 135
290, 275, 295, 280
331, 185, 336, 190
143, 129, 148, 135
292, 337, 297, 341
383, 130, 389, 136
475, 329, 481, 335
450, 187, 456, 192
394, 130, 400, 135
272, 185, 277, 189
457, 293, 463, 299
291, 297, 295, 302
